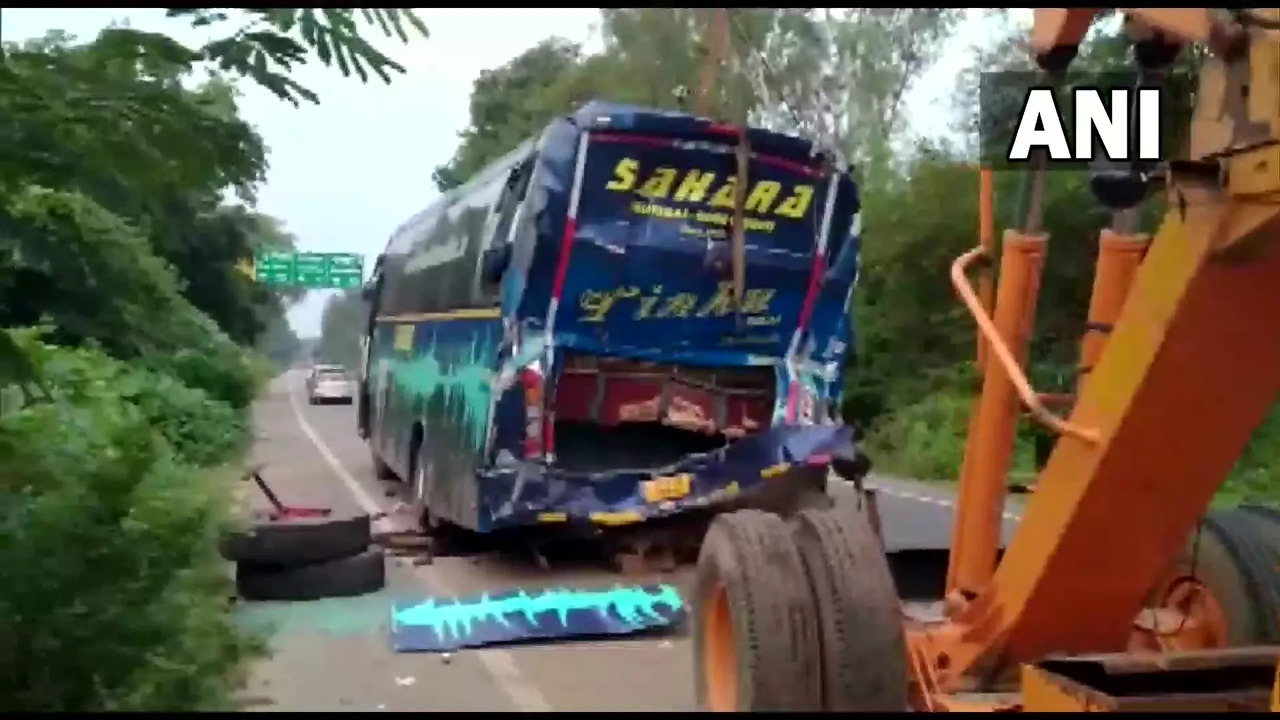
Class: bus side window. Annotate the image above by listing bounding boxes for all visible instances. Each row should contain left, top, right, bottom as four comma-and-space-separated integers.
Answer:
478, 154, 537, 304
361, 254, 386, 334
494, 154, 536, 244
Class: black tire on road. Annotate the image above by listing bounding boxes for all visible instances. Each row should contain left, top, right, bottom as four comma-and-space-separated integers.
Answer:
792, 505, 908, 711
236, 548, 387, 602
220, 514, 372, 568
692, 509, 822, 712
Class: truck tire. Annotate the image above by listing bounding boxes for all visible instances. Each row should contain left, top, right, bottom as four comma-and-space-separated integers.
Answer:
1204, 506, 1280, 644
1150, 507, 1280, 646
792, 505, 908, 711
236, 548, 387, 602
692, 509, 822, 712
220, 514, 372, 568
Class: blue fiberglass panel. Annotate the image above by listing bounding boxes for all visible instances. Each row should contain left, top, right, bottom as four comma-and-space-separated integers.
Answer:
390, 583, 684, 652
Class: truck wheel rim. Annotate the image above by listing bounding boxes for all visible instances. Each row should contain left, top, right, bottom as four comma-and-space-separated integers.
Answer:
1162, 576, 1230, 648
1137, 573, 1230, 650
702, 581, 737, 711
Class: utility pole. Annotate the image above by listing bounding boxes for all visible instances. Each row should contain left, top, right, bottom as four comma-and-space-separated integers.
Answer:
695, 8, 729, 118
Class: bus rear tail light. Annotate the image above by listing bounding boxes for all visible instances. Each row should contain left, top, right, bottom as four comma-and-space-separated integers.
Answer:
519, 367, 554, 461
784, 381, 821, 425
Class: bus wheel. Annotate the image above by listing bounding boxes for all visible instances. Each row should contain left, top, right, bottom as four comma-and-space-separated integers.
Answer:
792, 506, 908, 711
412, 457, 429, 504
370, 445, 396, 481
412, 449, 440, 531
692, 510, 821, 711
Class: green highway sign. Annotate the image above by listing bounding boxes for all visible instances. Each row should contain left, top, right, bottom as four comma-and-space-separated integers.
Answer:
294, 252, 328, 287
253, 251, 364, 290
326, 253, 364, 288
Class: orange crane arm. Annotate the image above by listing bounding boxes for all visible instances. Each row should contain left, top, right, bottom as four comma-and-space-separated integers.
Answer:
1030, 8, 1238, 55
910, 6, 1280, 704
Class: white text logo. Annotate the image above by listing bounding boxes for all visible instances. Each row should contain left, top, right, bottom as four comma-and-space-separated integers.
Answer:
1006, 87, 1162, 163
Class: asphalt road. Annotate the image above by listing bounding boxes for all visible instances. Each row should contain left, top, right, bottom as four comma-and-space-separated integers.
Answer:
239, 371, 1021, 712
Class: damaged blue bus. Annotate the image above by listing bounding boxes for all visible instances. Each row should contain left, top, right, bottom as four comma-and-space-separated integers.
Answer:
356, 101, 867, 534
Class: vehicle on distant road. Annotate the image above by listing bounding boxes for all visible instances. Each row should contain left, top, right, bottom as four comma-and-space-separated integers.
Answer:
307, 364, 353, 405
356, 100, 869, 536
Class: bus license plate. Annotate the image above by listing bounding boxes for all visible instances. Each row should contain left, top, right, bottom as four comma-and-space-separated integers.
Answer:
642, 474, 692, 503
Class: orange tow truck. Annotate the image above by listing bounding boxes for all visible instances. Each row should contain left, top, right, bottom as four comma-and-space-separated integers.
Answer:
690, 8, 1280, 712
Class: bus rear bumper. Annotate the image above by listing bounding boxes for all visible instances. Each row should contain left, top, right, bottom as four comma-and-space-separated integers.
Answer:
476, 424, 859, 532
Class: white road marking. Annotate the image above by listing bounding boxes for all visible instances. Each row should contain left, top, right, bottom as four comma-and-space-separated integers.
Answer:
862, 479, 1022, 521
283, 374, 554, 713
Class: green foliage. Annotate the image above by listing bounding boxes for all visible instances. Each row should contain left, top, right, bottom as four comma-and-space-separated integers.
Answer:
433, 38, 598, 191
1220, 403, 1280, 507
15, 330, 248, 471
0, 28, 305, 351
0, 7, 432, 710
863, 381, 975, 482
316, 289, 369, 370
0, 31, 266, 205
147, 9, 430, 107
155, 205, 304, 347
257, 314, 302, 370
1, 185, 260, 409
0, 338, 258, 711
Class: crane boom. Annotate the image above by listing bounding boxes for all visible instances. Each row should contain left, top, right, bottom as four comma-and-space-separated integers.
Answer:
908, 7, 1280, 710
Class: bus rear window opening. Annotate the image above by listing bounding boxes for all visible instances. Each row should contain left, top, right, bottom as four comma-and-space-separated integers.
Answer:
550, 352, 775, 474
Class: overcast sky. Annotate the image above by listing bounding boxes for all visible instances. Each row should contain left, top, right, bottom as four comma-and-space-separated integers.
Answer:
3, 8, 1018, 337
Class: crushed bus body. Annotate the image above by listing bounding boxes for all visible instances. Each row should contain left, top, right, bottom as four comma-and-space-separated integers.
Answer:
357, 101, 866, 535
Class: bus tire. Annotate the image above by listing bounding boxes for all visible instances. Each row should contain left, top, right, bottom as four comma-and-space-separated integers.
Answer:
236, 548, 387, 602
1148, 506, 1280, 646
792, 505, 907, 711
220, 514, 372, 568
371, 445, 397, 481
692, 509, 822, 712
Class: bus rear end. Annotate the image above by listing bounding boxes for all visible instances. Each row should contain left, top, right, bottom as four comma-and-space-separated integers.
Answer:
486, 104, 864, 530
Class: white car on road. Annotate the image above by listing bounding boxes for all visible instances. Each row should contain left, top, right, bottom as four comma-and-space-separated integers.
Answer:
307, 364, 354, 405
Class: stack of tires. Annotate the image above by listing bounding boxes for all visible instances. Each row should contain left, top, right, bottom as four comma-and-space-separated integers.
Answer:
220, 514, 388, 601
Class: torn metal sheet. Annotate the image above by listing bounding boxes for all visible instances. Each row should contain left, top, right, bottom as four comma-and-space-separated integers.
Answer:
390, 583, 683, 653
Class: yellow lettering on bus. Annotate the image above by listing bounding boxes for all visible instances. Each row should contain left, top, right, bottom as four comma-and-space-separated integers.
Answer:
606, 158, 639, 191
696, 282, 737, 318
673, 170, 716, 203
655, 293, 699, 318
579, 290, 618, 323
638, 167, 677, 198
709, 178, 738, 210
577, 284, 777, 324
774, 185, 813, 219
740, 288, 776, 315
635, 287, 663, 319
745, 180, 782, 214
603, 156, 816, 220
